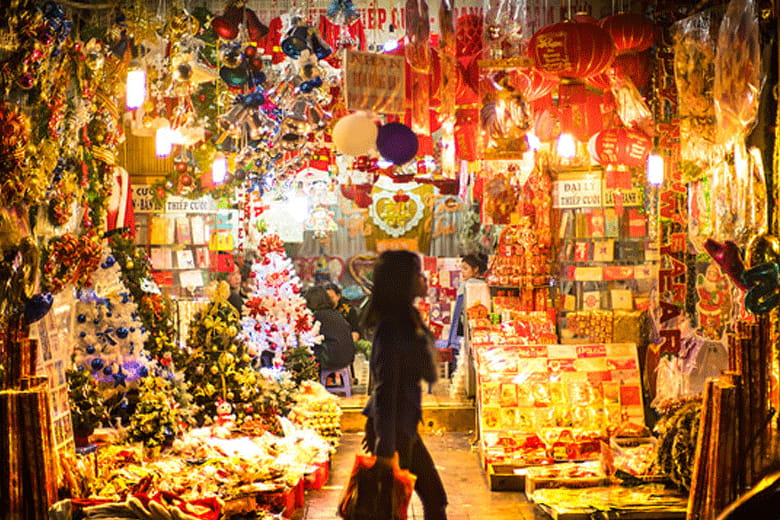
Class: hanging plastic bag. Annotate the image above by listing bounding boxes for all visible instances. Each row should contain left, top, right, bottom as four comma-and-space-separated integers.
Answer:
714, 0, 762, 145
338, 454, 417, 520
673, 10, 720, 173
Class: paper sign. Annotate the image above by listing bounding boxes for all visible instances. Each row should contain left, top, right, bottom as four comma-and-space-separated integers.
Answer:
344, 50, 406, 114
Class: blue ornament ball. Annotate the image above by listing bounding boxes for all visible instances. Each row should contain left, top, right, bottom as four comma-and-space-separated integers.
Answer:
130, 327, 135, 333
77, 314, 87, 323
139, 367, 149, 378
86, 345, 96, 354
79, 331, 87, 338
116, 327, 129, 339
103, 365, 113, 375
91, 358, 104, 370
93, 318, 100, 324
106, 312, 112, 318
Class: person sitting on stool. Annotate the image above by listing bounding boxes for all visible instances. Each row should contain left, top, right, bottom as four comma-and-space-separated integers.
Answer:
304, 286, 355, 383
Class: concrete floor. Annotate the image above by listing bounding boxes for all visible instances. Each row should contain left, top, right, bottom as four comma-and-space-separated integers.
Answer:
298, 432, 548, 520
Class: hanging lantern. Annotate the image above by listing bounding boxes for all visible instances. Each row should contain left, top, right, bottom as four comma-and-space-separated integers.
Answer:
125, 60, 146, 110
155, 123, 174, 158
588, 127, 652, 167
599, 13, 655, 54
613, 50, 651, 88
573, 12, 599, 24
646, 151, 664, 186
507, 67, 559, 101
212, 152, 229, 184
332, 113, 378, 156
376, 123, 419, 166
528, 21, 616, 80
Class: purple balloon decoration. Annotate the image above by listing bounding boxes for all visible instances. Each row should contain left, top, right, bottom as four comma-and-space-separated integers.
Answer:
376, 122, 418, 165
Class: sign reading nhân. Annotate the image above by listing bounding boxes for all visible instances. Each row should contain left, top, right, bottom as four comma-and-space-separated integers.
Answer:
344, 50, 405, 114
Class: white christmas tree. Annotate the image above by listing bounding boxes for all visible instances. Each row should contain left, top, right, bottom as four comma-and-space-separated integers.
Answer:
73, 253, 150, 387
242, 234, 321, 368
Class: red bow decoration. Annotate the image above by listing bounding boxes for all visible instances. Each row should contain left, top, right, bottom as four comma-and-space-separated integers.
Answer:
393, 190, 411, 203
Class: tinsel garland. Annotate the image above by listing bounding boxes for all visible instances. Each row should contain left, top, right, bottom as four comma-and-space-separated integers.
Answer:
654, 397, 703, 490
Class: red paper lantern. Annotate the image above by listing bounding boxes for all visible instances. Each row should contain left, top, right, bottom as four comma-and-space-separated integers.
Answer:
589, 127, 652, 167
558, 84, 613, 141
599, 13, 655, 54
456, 14, 483, 57
586, 70, 612, 91
528, 21, 616, 80
573, 12, 599, 24
613, 50, 651, 88
507, 67, 559, 101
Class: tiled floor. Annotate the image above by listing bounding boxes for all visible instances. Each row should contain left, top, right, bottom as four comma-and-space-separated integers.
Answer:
298, 432, 548, 520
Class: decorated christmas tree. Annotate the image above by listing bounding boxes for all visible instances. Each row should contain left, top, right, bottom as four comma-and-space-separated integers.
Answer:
126, 375, 182, 448
242, 233, 321, 382
108, 233, 187, 370
72, 253, 150, 390
107, 233, 194, 430
66, 367, 108, 442
184, 281, 262, 425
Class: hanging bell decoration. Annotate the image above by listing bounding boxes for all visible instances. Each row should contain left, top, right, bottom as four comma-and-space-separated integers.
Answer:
309, 30, 333, 60
281, 24, 312, 59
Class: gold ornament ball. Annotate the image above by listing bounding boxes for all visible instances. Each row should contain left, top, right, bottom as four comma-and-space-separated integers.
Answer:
126, 260, 134, 270
227, 391, 234, 400
229, 344, 238, 353
746, 233, 780, 268
210, 365, 219, 375
85, 52, 104, 71
242, 354, 251, 363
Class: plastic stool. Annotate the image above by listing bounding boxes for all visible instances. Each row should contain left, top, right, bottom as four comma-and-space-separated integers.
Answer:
321, 367, 352, 397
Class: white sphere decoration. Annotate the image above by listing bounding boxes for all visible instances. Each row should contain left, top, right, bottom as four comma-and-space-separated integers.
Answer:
332, 112, 378, 156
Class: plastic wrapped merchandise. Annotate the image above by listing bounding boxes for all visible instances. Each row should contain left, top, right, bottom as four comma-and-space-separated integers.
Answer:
714, 0, 762, 146
673, 10, 721, 176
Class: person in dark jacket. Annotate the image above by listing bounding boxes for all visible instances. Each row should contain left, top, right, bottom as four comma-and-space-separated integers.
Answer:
360, 250, 447, 520
305, 285, 355, 372
324, 282, 361, 342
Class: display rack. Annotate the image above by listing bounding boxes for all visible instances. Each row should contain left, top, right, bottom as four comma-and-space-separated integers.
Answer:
552, 169, 657, 344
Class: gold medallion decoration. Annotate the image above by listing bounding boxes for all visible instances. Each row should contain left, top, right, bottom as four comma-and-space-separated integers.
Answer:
369, 186, 425, 237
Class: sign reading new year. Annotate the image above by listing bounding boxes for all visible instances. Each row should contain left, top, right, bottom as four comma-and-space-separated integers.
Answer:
344, 50, 405, 114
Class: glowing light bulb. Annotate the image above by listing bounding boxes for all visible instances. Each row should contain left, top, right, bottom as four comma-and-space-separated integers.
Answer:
126, 60, 146, 110
526, 132, 541, 151
556, 133, 576, 159
647, 152, 664, 187
212, 152, 228, 184
383, 39, 399, 52
155, 125, 173, 158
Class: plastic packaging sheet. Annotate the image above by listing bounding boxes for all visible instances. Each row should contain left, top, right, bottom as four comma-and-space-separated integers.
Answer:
673, 10, 721, 174
714, 0, 762, 145
484, 0, 529, 53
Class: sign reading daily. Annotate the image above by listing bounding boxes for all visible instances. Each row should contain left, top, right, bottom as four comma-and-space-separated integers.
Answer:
553, 176, 643, 209
552, 177, 602, 208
